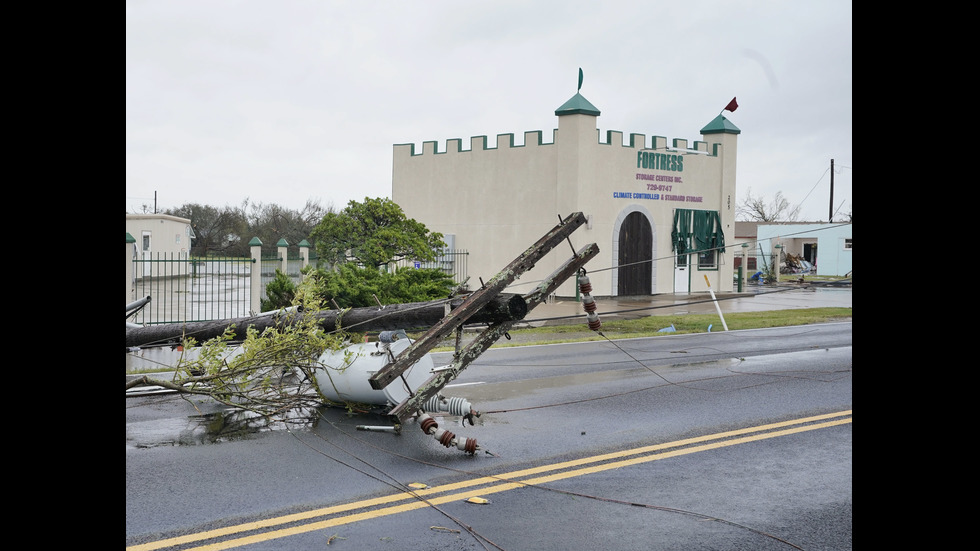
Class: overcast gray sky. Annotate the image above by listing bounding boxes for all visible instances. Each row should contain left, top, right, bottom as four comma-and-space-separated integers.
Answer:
126, 0, 852, 222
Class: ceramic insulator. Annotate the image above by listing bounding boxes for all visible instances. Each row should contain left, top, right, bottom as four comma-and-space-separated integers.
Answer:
455, 437, 478, 454
586, 312, 602, 331
578, 274, 601, 331
424, 396, 474, 417
434, 428, 455, 447
419, 414, 438, 434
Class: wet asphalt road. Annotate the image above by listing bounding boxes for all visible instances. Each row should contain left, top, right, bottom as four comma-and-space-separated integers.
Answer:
126, 315, 852, 550
126, 285, 851, 374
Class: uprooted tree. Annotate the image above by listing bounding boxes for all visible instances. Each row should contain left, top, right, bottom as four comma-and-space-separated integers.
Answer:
126, 278, 355, 417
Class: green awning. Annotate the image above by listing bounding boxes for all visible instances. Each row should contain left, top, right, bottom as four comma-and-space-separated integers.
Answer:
671, 209, 692, 254
671, 209, 725, 254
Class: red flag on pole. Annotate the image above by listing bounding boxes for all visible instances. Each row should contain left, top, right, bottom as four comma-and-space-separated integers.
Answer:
724, 97, 738, 112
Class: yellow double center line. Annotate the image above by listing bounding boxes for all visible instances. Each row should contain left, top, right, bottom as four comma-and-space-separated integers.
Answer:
128, 410, 851, 551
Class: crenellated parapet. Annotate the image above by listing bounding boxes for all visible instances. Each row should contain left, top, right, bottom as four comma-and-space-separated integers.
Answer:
605, 131, 714, 155
394, 130, 557, 156
394, 128, 717, 157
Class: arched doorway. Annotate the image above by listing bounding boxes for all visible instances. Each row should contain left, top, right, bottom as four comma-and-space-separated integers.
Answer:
617, 211, 653, 296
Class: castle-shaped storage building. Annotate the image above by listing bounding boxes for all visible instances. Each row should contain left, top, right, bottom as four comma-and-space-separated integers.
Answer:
392, 78, 739, 298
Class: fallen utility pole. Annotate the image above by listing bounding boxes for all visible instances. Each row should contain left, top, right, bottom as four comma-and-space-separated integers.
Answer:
126, 212, 599, 456
368, 212, 589, 392
124, 293, 528, 349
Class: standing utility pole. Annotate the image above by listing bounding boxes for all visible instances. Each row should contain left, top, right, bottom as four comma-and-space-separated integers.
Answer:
828, 159, 834, 223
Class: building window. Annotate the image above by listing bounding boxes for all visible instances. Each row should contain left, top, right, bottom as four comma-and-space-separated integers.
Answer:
843, 238, 852, 250
698, 250, 717, 269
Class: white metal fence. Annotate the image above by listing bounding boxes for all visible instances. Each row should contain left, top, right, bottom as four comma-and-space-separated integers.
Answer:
127, 246, 468, 325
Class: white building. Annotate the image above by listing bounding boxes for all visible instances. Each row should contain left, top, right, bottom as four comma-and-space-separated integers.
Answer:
125, 214, 196, 304
393, 81, 739, 297
757, 222, 852, 277
125, 213, 195, 261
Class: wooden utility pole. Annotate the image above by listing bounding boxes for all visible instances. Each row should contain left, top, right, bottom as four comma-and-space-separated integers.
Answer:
125, 293, 528, 349
829, 159, 834, 223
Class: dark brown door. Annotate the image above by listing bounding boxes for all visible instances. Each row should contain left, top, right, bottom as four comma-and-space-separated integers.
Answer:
618, 212, 652, 296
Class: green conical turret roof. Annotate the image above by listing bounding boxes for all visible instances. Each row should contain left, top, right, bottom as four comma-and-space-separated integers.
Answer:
555, 92, 600, 116
700, 114, 741, 135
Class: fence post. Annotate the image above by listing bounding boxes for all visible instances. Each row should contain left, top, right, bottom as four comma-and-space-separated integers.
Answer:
740, 243, 748, 291
772, 244, 783, 283
277, 238, 289, 277
126, 232, 136, 305
250, 237, 263, 315
298, 239, 311, 276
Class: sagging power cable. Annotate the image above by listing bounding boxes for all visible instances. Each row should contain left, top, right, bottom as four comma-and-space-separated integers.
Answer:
308, 408, 805, 550
285, 424, 504, 551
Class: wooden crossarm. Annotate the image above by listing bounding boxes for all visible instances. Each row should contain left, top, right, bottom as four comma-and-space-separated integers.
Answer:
387, 242, 599, 423
367, 212, 587, 391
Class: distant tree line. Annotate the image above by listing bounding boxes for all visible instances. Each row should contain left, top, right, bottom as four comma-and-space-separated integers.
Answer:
163, 198, 332, 257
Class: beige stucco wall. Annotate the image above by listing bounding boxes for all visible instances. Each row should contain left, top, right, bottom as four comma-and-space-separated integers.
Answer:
125, 214, 194, 257
393, 105, 737, 297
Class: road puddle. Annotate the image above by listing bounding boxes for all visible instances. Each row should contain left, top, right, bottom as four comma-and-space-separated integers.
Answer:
127, 405, 321, 449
